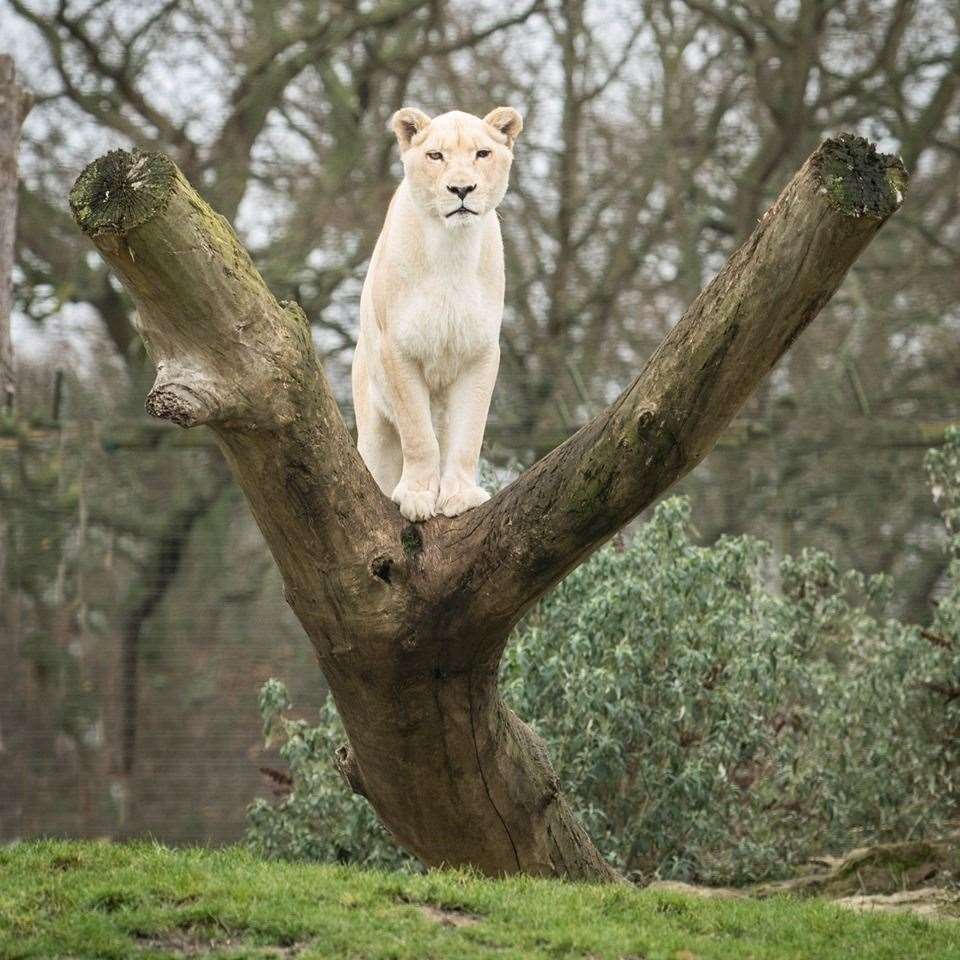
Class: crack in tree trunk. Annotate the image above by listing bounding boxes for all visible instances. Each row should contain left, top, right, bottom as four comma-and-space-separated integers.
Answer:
69, 134, 906, 882
469, 675, 522, 873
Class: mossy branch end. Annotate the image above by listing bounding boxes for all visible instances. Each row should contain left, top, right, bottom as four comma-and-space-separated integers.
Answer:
68, 137, 906, 881
812, 134, 907, 219
69, 149, 176, 239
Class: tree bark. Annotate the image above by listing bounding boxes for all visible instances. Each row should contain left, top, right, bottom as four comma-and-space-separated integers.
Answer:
0, 55, 32, 412
70, 135, 906, 881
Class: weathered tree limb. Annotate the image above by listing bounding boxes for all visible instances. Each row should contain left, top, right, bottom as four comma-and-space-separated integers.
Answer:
0, 55, 33, 411
70, 135, 906, 881
70, 152, 404, 646
434, 137, 908, 648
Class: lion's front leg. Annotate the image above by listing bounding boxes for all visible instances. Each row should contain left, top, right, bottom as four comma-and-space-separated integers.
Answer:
382, 347, 440, 521
438, 347, 499, 518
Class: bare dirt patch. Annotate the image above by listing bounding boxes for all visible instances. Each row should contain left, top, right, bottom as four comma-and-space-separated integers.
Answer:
135, 928, 307, 957
418, 904, 481, 928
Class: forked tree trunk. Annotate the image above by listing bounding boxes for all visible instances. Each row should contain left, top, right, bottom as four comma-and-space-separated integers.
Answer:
70, 137, 906, 881
0, 55, 32, 412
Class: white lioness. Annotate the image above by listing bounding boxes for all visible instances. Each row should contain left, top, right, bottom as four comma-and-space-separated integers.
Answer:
352, 106, 522, 521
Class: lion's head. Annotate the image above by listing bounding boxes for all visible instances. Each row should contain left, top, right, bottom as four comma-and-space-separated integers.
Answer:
391, 107, 522, 229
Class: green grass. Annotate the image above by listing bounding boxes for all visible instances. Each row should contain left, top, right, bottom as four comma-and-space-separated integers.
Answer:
1, 841, 957, 959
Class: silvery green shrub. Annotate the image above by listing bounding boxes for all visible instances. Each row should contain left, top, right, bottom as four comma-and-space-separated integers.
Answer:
248, 433, 960, 883
503, 496, 957, 883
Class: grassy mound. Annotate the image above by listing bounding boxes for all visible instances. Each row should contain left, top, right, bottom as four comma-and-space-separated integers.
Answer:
1, 841, 957, 959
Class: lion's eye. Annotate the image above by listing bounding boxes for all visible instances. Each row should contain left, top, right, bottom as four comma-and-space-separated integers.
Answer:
426, 151, 443, 161
476, 149, 491, 159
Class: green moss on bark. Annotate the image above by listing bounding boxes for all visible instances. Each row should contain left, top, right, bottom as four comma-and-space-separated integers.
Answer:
69, 150, 175, 238
401, 524, 423, 558
813, 134, 907, 219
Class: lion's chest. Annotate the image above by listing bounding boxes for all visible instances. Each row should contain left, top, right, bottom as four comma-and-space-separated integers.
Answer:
392, 274, 499, 392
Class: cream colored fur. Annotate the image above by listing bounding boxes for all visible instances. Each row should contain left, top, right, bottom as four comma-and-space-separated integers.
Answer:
352, 106, 522, 521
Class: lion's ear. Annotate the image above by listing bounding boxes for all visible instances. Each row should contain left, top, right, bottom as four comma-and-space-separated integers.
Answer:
391, 107, 431, 150
483, 107, 523, 147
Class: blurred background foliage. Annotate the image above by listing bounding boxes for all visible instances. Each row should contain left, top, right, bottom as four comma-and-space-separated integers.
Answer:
1, 0, 958, 850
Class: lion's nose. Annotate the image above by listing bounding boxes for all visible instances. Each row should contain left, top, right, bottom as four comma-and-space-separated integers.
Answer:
447, 184, 476, 200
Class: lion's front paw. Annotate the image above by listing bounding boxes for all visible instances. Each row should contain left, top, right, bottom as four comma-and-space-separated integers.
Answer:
391, 479, 438, 522
437, 483, 490, 518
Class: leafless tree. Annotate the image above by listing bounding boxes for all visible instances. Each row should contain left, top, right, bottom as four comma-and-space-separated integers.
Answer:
0, 54, 32, 410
